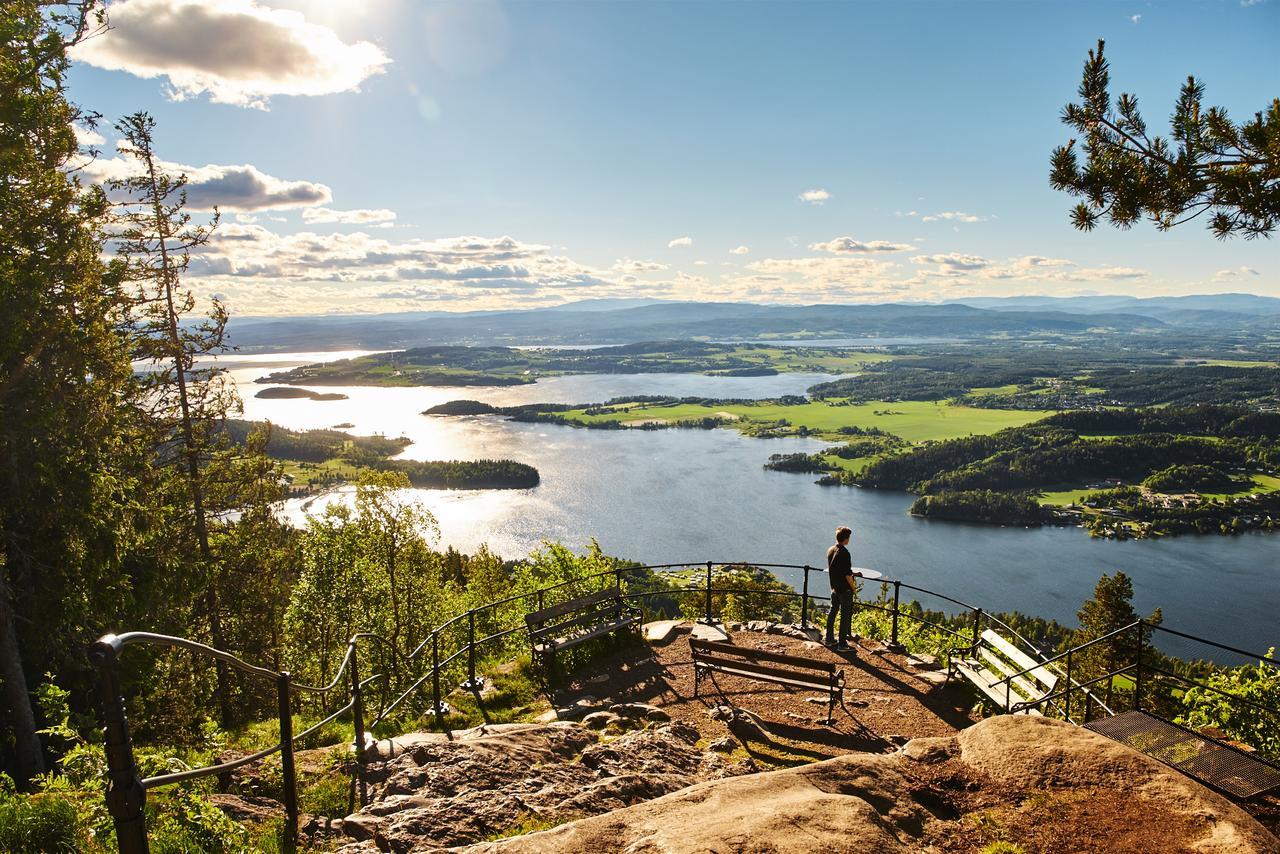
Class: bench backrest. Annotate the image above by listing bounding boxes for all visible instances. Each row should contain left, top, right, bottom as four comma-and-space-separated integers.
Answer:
979, 629, 1058, 693
689, 638, 837, 676
525, 587, 623, 630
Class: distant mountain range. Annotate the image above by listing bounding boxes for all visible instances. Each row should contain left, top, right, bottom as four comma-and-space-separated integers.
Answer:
224, 294, 1280, 353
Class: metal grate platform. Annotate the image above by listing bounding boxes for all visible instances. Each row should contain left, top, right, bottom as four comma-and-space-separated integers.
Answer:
1085, 710, 1280, 800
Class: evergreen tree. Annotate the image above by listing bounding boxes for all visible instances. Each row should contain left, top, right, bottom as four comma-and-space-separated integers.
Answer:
0, 0, 136, 786
108, 112, 239, 724
1069, 571, 1162, 709
1051, 39, 1279, 239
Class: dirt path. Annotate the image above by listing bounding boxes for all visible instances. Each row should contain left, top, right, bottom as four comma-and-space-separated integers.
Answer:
553, 625, 976, 766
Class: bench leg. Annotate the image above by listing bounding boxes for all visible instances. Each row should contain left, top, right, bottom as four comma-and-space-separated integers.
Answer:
692, 664, 699, 699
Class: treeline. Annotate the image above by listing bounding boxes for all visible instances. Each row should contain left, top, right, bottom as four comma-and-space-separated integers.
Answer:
223, 419, 409, 462
379, 458, 540, 489
909, 491, 1051, 524
860, 406, 1276, 494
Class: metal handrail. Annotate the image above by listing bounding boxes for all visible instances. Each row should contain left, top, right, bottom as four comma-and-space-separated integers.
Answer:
91, 558, 1279, 854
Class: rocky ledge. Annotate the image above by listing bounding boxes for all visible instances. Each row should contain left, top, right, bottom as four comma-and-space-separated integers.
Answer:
454, 715, 1277, 854
334, 712, 752, 853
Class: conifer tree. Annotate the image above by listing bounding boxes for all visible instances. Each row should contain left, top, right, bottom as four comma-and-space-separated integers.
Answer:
109, 112, 239, 723
1051, 39, 1279, 239
1070, 571, 1162, 709
0, 0, 135, 785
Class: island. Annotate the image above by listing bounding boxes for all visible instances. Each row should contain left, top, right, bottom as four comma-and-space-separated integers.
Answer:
254, 386, 349, 401
224, 419, 539, 494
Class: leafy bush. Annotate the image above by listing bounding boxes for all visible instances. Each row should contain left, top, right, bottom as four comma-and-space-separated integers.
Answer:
1177, 651, 1280, 761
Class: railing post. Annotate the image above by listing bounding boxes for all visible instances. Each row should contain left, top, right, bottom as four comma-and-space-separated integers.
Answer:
1084, 689, 1094, 724
704, 561, 713, 624
349, 644, 368, 808
1065, 647, 1073, 723
889, 581, 903, 652
89, 638, 149, 854
971, 608, 983, 649
431, 631, 446, 728
1134, 619, 1144, 712
800, 565, 810, 629
461, 609, 483, 691
277, 672, 299, 852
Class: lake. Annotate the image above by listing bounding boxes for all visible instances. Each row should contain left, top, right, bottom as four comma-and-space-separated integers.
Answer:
227, 352, 1279, 662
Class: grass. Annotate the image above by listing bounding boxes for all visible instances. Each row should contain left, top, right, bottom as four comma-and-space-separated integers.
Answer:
562, 399, 1050, 443
1038, 473, 1280, 507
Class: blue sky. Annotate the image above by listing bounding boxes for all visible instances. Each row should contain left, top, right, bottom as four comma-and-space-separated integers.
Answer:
68, 0, 1279, 315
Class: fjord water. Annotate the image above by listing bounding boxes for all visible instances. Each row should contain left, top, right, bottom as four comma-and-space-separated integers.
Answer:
230, 353, 1279, 661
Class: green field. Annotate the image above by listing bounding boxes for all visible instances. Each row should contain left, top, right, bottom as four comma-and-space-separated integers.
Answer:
562, 398, 1050, 443
1038, 473, 1280, 507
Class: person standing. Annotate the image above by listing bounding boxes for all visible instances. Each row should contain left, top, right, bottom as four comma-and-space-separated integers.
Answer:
825, 526, 857, 651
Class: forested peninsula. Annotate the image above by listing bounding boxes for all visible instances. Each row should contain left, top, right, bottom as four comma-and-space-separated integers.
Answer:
224, 420, 539, 492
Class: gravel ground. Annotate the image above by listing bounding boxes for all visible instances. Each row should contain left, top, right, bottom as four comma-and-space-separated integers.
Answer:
553, 625, 976, 764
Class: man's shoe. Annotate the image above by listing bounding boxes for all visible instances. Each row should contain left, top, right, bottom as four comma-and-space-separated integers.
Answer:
834, 642, 852, 652
823, 638, 837, 648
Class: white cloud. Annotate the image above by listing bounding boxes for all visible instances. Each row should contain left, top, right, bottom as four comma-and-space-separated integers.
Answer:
1130, 14, 1142, 23
71, 0, 390, 109
611, 258, 669, 274
729, 245, 751, 255
911, 252, 991, 271
798, 189, 830, 204
914, 211, 992, 223
74, 125, 105, 146
668, 236, 693, 248
1215, 266, 1260, 278
84, 153, 332, 211
810, 236, 912, 254
302, 207, 397, 226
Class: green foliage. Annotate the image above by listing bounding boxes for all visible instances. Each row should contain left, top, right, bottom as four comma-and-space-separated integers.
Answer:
1142, 464, 1236, 493
1067, 572, 1161, 711
1177, 652, 1280, 762
910, 491, 1050, 525
1050, 39, 1279, 239
0, 0, 140, 783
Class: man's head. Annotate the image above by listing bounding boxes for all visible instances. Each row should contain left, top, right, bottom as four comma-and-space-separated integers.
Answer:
835, 526, 852, 545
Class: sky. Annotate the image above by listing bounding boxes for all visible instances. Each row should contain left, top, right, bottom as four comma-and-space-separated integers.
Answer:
66, 0, 1279, 316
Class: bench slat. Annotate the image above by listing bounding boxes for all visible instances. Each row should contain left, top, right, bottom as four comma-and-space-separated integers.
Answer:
980, 629, 1058, 691
978, 649, 1047, 702
690, 639, 837, 674
530, 602, 627, 641
696, 662, 839, 695
953, 660, 1042, 716
693, 652, 836, 691
533, 615, 639, 653
525, 588, 621, 626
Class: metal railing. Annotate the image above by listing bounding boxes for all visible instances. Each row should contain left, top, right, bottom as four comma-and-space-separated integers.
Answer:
89, 560, 1278, 852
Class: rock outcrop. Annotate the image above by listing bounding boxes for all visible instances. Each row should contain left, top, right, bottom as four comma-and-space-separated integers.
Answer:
334, 720, 750, 853
457, 715, 1278, 854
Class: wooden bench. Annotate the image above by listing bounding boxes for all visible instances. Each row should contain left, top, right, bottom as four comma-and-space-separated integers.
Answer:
947, 628, 1058, 715
689, 638, 845, 724
524, 588, 642, 679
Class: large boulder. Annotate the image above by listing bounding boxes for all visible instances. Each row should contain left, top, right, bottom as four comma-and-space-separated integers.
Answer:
457, 715, 1278, 854
334, 720, 748, 853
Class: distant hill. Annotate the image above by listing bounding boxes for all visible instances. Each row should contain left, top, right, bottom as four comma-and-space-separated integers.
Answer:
225, 299, 1172, 352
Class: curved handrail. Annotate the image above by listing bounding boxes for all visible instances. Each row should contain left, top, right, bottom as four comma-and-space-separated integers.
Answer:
92, 557, 1280, 854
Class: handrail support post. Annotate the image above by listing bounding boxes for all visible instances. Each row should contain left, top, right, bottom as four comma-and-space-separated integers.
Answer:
1134, 619, 1144, 712
460, 610, 484, 692
349, 644, 368, 808
702, 561, 714, 624
800, 565, 810, 630
887, 581, 904, 652
89, 639, 149, 854
277, 672, 299, 852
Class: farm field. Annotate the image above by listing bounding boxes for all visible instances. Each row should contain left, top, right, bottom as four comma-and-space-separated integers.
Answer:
560, 398, 1051, 443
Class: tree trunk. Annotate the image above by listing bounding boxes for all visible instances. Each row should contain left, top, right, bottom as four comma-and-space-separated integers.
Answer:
0, 581, 43, 786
